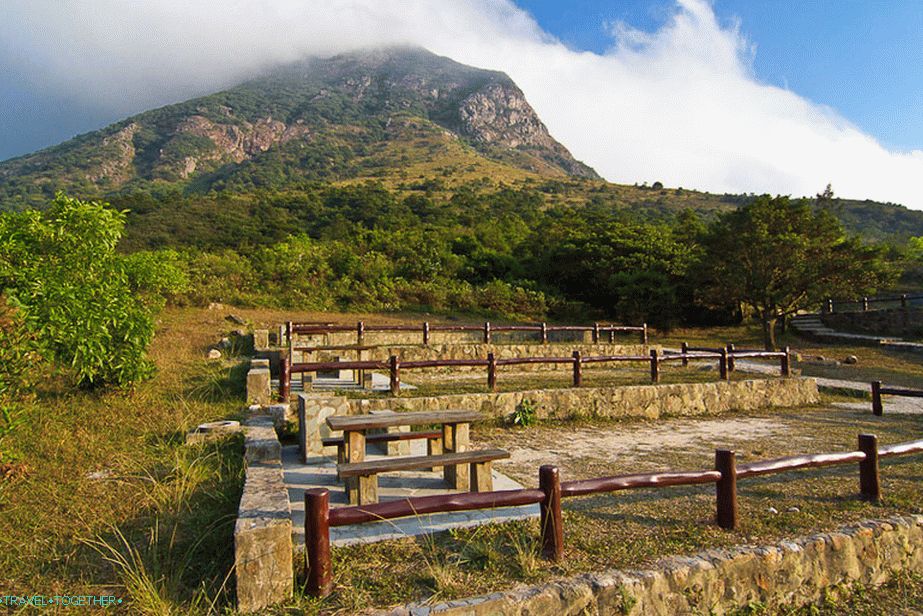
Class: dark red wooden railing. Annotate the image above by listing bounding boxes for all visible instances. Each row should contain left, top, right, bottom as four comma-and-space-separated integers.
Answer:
871, 381, 923, 416
280, 347, 791, 401
302, 433, 923, 596
286, 320, 648, 346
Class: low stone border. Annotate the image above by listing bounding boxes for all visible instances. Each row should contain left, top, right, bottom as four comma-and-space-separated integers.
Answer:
377, 514, 923, 615
234, 415, 293, 613
354, 377, 820, 421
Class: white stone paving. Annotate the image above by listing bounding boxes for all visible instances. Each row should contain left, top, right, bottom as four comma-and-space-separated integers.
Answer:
283, 440, 538, 547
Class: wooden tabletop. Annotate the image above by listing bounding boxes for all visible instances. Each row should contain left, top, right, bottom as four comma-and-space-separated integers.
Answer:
327, 409, 483, 431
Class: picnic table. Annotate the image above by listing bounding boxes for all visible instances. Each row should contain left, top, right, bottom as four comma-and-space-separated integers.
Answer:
326, 409, 508, 504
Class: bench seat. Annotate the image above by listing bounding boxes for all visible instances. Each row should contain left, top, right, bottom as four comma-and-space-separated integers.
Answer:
322, 430, 443, 464
337, 448, 510, 504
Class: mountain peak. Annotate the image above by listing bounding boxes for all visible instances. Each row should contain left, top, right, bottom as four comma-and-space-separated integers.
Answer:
0, 46, 596, 207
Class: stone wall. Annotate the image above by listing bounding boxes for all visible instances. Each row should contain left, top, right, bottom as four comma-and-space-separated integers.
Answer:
352, 377, 819, 421
379, 514, 923, 615
822, 307, 923, 339
295, 343, 654, 372
235, 416, 293, 613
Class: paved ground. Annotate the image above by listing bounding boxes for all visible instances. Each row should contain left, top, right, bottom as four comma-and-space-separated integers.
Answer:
283, 440, 538, 547
734, 358, 923, 415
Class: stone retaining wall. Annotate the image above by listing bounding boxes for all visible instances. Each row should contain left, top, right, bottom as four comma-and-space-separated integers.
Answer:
296, 343, 654, 372
379, 514, 923, 615
235, 416, 293, 613
822, 307, 923, 339
352, 377, 819, 421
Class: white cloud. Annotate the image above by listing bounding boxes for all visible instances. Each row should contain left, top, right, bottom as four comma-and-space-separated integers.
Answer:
1, 0, 921, 208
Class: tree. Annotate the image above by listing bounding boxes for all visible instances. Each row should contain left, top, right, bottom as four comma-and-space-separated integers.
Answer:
0, 194, 186, 387
697, 195, 895, 349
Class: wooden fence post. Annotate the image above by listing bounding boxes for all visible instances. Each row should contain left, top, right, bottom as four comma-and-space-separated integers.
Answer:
572, 351, 582, 387
541, 322, 548, 344
285, 321, 293, 347
641, 323, 648, 345
279, 353, 291, 402
539, 465, 563, 561
484, 321, 491, 344
715, 449, 738, 530
357, 320, 365, 345
858, 434, 881, 502
487, 352, 497, 392
681, 341, 689, 367
862, 297, 869, 311
286, 321, 295, 361
719, 348, 729, 381
423, 321, 430, 346
608, 324, 615, 344
592, 323, 600, 344
389, 355, 400, 397
871, 381, 883, 416
826, 298, 834, 313
781, 346, 791, 377
650, 348, 660, 384
726, 343, 735, 372
901, 294, 908, 309
304, 488, 332, 596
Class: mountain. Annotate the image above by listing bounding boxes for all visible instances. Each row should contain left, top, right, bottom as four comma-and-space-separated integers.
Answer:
3, 46, 923, 244
0, 46, 597, 208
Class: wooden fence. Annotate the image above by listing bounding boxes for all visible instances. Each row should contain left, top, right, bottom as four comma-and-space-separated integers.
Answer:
302, 433, 923, 596
279, 347, 792, 401
871, 380, 923, 416
824, 293, 923, 314
285, 320, 648, 346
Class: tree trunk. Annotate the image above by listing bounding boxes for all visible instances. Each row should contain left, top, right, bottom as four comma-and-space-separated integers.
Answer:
762, 314, 777, 351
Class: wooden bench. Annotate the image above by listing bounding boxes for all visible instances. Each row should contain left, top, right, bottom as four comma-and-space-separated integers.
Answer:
337, 449, 510, 504
322, 430, 443, 464
327, 409, 485, 504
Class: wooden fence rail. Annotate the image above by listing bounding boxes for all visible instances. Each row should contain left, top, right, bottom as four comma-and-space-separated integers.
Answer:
285, 320, 648, 346
302, 433, 923, 596
870, 380, 923, 416
282, 347, 791, 400
824, 293, 923, 314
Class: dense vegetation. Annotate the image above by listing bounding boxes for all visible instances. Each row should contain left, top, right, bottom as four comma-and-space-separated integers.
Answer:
101, 183, 903, 345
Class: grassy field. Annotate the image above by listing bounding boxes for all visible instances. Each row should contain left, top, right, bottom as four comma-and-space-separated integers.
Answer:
3, 308, 922, 615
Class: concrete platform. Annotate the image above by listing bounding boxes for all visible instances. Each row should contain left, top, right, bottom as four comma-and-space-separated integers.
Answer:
283, 441, 538, 547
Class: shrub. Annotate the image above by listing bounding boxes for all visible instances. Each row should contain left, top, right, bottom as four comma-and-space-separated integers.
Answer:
0, 193, 182, 387
0, 299, 38, 464
509, 399, 538, 428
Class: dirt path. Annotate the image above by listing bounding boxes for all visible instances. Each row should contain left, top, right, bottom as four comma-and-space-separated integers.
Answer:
477, 415, 811, 484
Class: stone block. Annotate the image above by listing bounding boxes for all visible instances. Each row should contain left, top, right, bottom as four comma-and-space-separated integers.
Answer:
298, 393, 349, 459
253, 329, 270, 351
234, 461, 293, 612
246, 368, 271, 406
244, 416, 281, 463
185, 420, 241, 444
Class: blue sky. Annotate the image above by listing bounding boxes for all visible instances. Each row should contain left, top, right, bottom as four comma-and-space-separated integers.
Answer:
518, 0, 923, 152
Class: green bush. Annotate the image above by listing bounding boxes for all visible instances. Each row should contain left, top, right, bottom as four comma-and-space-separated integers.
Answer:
0, 300, 38, 464
0, 194, 184, 387
509, 399, 538, 428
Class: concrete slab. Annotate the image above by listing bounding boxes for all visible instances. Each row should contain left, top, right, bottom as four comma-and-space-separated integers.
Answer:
283, 441, 538, 547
